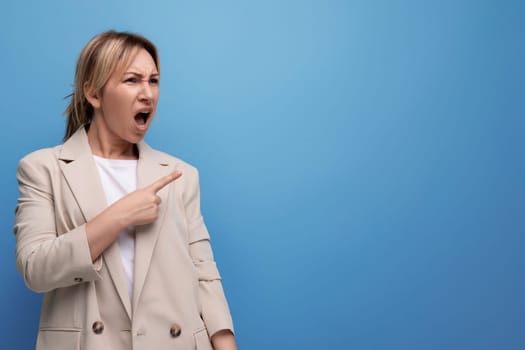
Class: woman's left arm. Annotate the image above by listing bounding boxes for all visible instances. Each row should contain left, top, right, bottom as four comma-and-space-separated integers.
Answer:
182, 165, 237, 346
211, 330, 237, 350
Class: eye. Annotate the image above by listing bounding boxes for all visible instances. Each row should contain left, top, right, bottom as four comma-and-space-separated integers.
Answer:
125, 77, 139, 84
149, 77, 160, 85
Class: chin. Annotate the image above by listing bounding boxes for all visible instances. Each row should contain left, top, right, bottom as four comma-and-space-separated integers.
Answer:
127, 133, 146, 144
133, 135, 146, 144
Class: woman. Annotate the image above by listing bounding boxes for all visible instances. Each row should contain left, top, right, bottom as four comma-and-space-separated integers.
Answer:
14, 31, 237, 350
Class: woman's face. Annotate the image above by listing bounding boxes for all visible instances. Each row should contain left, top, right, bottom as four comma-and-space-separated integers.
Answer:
93, 48, 160, 145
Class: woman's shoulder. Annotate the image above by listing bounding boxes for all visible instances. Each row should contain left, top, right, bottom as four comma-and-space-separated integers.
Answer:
16, 145, 65, 185
143, 144, 199, 175
18, 145, 63, 169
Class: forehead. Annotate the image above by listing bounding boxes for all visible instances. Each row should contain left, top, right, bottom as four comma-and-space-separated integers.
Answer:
115, 47, 158, 75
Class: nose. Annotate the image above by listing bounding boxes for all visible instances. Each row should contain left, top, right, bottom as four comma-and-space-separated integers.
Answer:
139, 81, 155, 104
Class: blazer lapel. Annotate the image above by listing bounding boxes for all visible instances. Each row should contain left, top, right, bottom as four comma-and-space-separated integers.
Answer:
58, 127, 132, 319
132, 141, 175, 313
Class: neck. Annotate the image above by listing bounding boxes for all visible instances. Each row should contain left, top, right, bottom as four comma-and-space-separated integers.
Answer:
87, 118, 138, 159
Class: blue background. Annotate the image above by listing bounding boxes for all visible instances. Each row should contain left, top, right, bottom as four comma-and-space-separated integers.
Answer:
1, 0, 524, 349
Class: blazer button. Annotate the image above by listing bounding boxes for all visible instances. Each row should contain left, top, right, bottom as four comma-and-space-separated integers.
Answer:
92, 321, 104, 334
170, 324, 182, 338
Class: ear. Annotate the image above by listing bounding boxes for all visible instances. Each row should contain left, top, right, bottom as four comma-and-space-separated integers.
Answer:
84, 82, 101, 109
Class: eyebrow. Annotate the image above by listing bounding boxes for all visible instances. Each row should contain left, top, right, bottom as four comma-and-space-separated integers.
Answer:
123, 71, 160, 77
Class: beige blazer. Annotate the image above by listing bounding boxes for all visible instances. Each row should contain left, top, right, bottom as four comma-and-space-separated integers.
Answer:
14, 127, 234, 350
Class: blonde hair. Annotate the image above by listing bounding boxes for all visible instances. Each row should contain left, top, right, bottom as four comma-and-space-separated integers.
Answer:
64, 30, 159, 140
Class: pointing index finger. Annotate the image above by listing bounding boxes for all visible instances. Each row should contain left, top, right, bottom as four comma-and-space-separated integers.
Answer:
148, 171, 182, 193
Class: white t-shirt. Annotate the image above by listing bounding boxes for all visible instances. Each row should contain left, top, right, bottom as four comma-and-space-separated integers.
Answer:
93, 155, 137, 303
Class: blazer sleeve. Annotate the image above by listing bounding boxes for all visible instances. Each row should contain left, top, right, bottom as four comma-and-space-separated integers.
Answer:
14, 155, 102, 293
183, 167, 235, 337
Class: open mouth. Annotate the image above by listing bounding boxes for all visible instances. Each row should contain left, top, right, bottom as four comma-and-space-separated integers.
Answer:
134, 112, 151, 126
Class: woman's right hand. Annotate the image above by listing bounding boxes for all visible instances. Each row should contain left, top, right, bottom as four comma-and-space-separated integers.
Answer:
110, 171, 182, 227
86, 171, 182, 261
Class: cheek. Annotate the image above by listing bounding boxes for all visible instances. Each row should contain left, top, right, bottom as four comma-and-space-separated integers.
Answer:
153, 88, 160, 102
103, 93, 132, 116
